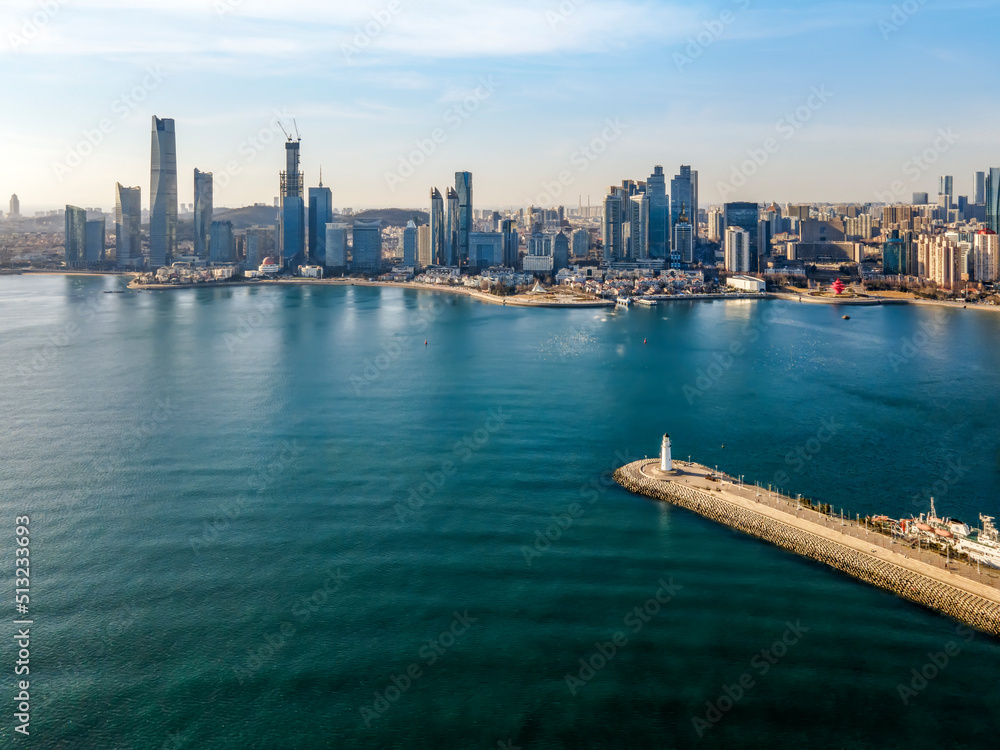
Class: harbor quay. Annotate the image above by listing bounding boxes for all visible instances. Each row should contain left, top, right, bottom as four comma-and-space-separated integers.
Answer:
614, 451, 1000, 638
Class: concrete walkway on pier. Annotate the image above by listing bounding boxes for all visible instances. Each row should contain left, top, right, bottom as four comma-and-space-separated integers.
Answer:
640, 461, 1000, 606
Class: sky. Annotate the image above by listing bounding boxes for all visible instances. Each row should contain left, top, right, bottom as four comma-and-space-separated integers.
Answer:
3, 0, 1000, 214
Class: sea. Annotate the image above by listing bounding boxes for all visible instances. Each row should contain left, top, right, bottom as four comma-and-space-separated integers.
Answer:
1, 274, 999, 749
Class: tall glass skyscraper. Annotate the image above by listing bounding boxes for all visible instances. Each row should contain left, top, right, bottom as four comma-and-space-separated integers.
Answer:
210, 220, 235, 263
280, 137, 305, 269
403, 221, 418, 267
445, 188, 459, 267
724, 202, 761, 272
352, 220, 383, 272
455, 172, 473, 267
602, 189, 622, 263
670, 166, 698, 250
193, 169, 213, 259
629, 193, 649, 260
64, 205, 87, 268
430, 188, 445, 266
986, 168, 1000, 233
150, 116, 177, 269
115, 183, 141, 269
974, 171, 986, 205
308, 184, 333, 265
85, 218, 106, 264
647, 166, 668, 258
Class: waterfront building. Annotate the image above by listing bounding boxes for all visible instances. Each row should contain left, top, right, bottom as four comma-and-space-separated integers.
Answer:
64, 205, 87, 267
430, 188, 445, 265
724, 226, 751, 274
647, 166, 668, 258
456, 171, 473, 267
325, 222, 349, 268
671, 166, 698, 246
193, 169, 213, 259
85, 218, 106, 264
150, 116, 178, 269
115, 183, 142, 268
917, 234, 963, 290
403, 220, 418, 267
417, 224, 431, 268
502, 219, 519, 268
280, 136, 305, 268
210, 220, 235, 263
974, 229, 999, 283
352, 219, 383, 272
245, 227, 275, 269
672, 205, 694, 265
469, 232, 503, 267
603, 189, 623, 263
553, 231, 570, 272
445, 187, 459, 266
571, 228, 589, 259
724, 202, 760, 272
308, 182, 333, 265
882, 234, 908, 275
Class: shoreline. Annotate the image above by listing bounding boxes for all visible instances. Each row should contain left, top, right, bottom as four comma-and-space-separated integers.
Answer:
616, 460, 1000, 638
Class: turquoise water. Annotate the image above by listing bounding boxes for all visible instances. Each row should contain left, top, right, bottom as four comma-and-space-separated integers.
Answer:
1, 275, 999, 749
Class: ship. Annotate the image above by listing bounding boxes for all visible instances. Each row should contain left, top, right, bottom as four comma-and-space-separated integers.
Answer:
635, 298, 657, 307
900, 499, 1000, 569
616, 297, 632, 307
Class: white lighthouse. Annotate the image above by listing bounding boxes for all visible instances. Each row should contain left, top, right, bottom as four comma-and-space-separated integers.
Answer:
660, 433, 673, 473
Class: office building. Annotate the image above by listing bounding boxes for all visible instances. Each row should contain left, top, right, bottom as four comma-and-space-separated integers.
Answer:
245, 227, 275, 269
403, 220, 418, 267
974, 172, 986, 205
9, 194, 19, 217
939, 175, 954, 203
210, 220, 235, 263
64, 205, 87, 267
417, 225, 431, 268
455, 171, 473, 266
280, 135, 305, 268
707, 208, 724, 242
553, 231, 570, 272
647, 166, 668, 258
724, 226, 751, 273
882, 233, 908, 275
724, 202, 760, 272
603, 189, 623, 262
502, 219, 519, 268
352, 220, 382, 272
912, 192, 929, 206
193, 169, 213, 259
308, 181, 333, 265
469, 232, 503, 267
85, 218, 106, 264
629, 193, 649, 260
672, 205, 694, 265
325, 223, 349, 268
430, 188, 445, 265
671, 166, 698, 246
987, 168, 1000, 233
115, 183, 142, 268
445, 188, 459, 266
150, 116, 178, 269
571, 229, 589, 258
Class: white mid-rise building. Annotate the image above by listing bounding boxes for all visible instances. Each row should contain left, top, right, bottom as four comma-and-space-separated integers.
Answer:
724, 226, 751, 273
974, 229, 999, 283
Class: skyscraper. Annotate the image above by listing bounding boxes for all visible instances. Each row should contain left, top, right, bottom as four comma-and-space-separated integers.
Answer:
150, 116, 177, 269
430, 188, 445, 265
403, 220, 418, 267
724, 202, 760, 272
445, 188, 459, 266
210, 220, 235, 263
724, 227, 751, 273
571, 228, 589, 259
280, 135, 305, 269
325, 223, 349, 268
64, 205, 87, 267
115, 183, 141, 269
245, 227, 275, 269
193, 169, 213, 259
553, 231, 570, 272
672, 204, 693, 265
939, 175, 954, 203
629, 193, 649, 260
417, 225, 431, 268
974, 172, 986, 205
502, 219, 519, 268
987, 168, 1000, 233
671, 166, 698, 247
9, 194, 19, 218
352, 220, 383, 272
602, 189, 623, 263
455, 171, 473, 267
647, 166, 668, 258
85, 218, 106, 264
308, 179, 333, 265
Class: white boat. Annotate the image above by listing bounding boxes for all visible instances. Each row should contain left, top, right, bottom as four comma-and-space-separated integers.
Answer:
635, 298, 657, 307
902, 500, 1000, 569
956, 515, 1000, 569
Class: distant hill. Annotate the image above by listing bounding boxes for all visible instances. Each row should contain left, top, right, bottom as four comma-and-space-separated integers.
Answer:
213, 205, 279, 230
349, 209, 428, 228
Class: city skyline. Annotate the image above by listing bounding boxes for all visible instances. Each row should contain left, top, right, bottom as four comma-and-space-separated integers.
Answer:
3, 1, 1000, 212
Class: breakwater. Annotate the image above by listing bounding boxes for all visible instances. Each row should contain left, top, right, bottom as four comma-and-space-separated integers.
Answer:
615, 460, 1000, 638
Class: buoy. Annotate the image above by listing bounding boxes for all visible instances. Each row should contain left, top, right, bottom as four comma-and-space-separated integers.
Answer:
843, 315, 850, 320
425, 340, 428, 346
644, 338, 647, 345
